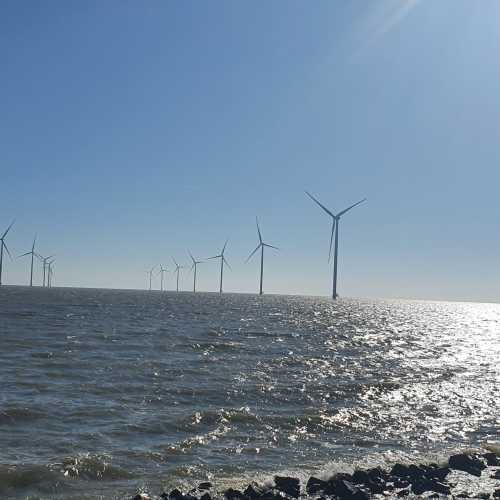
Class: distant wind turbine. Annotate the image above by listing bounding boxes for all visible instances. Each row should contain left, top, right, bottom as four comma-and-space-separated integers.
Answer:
246, 217, 278, 296
0, 221, 15, 286
207, 240, 231, 294
40, 254, 55, 287
47, 258, 55, 288
305, 191, 366, 299
172, 257, 185, 292
19, 235, 39, 287
188, 251, 204, 293
147, 265, 156, 291
158, 265, 168, 292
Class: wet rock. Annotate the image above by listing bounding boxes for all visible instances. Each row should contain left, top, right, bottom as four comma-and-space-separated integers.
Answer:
393, 479, 410, 489
169, 489, 184, 500
494, 489, 500, 498
200, 494, 212, 500
396, 488, 410, 496
327, 479, 369, 500
492, 469, 500, 480
274, 476, 300, 498
351, 470, 370, 485
483, 453, 500, 466
449, 453, 486, 477
224, 488, 246, 500
366, 467, 387, 482
411, 478, 450, 496
132, 495, 151, 500
243, 484, 266, 500
306, 476, 328, 495
332, 472, 354, 483
474, 493, 491, 499
391, 463, 410, 478
198, 482, 213, 490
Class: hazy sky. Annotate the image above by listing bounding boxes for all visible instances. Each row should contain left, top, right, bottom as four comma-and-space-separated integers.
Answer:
1, 1, 499, 302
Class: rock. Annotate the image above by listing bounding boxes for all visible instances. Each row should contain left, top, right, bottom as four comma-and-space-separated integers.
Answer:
306, 476, 328, 495
332, 472, 354, 483
483, 453, 500, 466
169, 489, 184, 500
351, 470, 370, 485
224, 489, 246, 500
492, 469, 500, 480
494, 489, 500, 498
425, 466, 450, 482
200, 494, 212, 500
327, 479, 369, 500
198, 482, 213, 490
243, 484, 266, 500
274, 476, 300, 498
391, 464, 410, 478
366, 467, 387, 482
449, 453, 486, 477
474, 493, 491, 499
396, 489, 410, 497
393, 479, 410, 489
411, 478, 450, 496
132, 495, 151, 500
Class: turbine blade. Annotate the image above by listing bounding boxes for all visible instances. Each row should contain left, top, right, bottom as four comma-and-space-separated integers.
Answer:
336, 198, 367, 217
207, 255, 221, 260
19, 252, 31, 257
223, 256, 231, 271
256, 217, 262, 243
172, 256, 179, 267
3, 242, 12, 260
305, 191, 335, 218
264, 243, 279, 250
188, 250, 195, 264
328, 218, 336, 262
1, 220, 15, 240
222, 239, 228, 254
245, 244, 261, 263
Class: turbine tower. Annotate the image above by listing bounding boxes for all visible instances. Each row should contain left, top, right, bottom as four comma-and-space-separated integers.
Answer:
158, 265, 168, 292
246, 217, 278, 296
172, 257, 185, 292
147, 265, 156, 291
207, 240, 231, 294
47, 259, 55, 288
306, 191, 366, 299
40, 254, 55, 287
0, 221, 14, 286
19, 235, 38, 287
188, 251, 204, 293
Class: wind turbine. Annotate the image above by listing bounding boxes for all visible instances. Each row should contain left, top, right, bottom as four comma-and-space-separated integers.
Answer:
19, 235, 39, 287
47, 258, 55, 288
147, 265, 156, 291
158, 265, 168, 292
0, 221, 14, 286
207, 240, 231, 294
188, 251, 204, 293
172, 257, 185, 292
40, 254, 55, 287
246, 217, 278, 296
305, 191, 366, 299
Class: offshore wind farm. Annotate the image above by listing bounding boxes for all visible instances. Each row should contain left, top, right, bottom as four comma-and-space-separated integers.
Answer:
1, 2, 499, 500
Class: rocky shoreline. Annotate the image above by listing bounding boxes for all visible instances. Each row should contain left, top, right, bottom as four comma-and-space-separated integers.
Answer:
131, 451, 500, 500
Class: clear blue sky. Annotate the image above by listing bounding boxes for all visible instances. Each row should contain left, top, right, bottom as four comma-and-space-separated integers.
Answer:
1, 0, 499, 302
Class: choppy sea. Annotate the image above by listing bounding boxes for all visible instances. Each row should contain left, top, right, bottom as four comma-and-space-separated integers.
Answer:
0, 287, 498, 499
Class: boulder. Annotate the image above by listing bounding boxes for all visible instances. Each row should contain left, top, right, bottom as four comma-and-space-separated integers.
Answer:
274, 476, 300, 498
494, 489, 500, 498
327, 479, 369, 500
449, 454, 486, 477
224, 489, 246, 500
483, 453, 500, 466
411, 478, 450, 496
306, 476, 328, 495
198, 482, 213, 490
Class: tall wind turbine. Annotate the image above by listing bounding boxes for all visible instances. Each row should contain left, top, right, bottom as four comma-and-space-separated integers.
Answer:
188, 251, 204, 293
158, 265, 168, 292
19, 235, 38, 287
246, 217, 278, 296
40, 254, 55, 287
172, 257, 185, 292
47, 258, 55, 288
0, 221, 14, 286
147, 265, 156, 291
305, 191, 366, 299
207, 240, 231, 294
